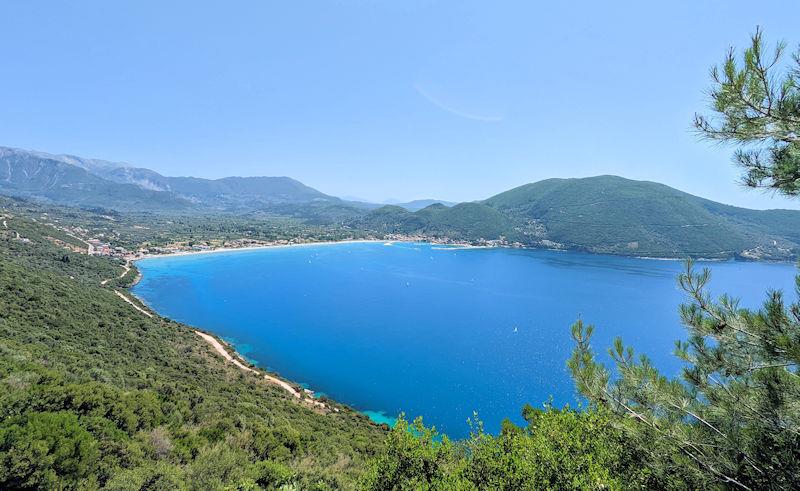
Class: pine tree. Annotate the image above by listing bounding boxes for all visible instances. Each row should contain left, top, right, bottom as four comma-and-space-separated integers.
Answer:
694, 28, 800, 196
569, 262, 800, 489
571, 28, 800, 490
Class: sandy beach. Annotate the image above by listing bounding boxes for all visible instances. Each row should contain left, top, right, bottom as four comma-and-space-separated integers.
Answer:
129, 238, 490, 263
131, 239, 389, 262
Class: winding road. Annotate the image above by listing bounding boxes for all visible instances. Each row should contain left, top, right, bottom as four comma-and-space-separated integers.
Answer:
101, 261, 131, 286
114, 291, 153, 318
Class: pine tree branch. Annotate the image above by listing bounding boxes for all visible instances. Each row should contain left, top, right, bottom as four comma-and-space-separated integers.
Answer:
600, 386, 752, 490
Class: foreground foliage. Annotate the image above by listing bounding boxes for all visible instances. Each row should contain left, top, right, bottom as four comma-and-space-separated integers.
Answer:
362, 407, 658, 490
569, 262, 800, 490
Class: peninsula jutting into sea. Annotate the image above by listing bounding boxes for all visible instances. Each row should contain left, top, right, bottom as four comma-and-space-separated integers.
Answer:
2, 3, 799, 488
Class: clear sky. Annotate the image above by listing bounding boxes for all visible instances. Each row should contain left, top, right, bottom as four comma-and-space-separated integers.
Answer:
1, 1, 799, 208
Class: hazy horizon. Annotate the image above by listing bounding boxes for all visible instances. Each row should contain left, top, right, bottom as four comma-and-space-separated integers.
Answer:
2, 1, 800, 209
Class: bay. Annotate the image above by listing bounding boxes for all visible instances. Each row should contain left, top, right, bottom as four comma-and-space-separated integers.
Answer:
133, 242, 797, 438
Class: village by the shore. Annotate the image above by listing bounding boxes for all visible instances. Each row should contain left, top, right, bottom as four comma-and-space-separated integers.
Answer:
74, 231, 522, 261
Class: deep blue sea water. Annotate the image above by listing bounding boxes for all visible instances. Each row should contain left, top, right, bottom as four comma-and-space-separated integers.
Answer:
133, 242, 797, 438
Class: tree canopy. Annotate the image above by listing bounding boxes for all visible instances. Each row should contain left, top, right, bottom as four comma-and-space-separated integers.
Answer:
695, 28, 800, 196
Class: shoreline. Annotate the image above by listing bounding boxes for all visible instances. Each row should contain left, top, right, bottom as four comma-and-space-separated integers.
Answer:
129, 238, 489, 263
126, 237, 798, 265
123, 239, 797, 433
192, 329, 335, 414
115, 284, 340, 415
194, 326, 390, 423
125, 237, 482, 428
132, 239, 393, 262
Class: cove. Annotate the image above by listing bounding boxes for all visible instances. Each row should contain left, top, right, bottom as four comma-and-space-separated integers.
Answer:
132, 242, 797, 438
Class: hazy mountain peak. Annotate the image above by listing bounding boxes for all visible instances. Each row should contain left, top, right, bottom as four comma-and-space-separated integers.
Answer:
0, 145, 130, 172
0, 146, 339, 211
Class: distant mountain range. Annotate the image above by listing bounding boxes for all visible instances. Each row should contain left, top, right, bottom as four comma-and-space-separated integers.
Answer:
0, 147, 344, 211
2, 146, 799, 259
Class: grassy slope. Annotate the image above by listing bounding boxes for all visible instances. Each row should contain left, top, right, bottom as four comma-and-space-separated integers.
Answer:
0, 211, 385, 489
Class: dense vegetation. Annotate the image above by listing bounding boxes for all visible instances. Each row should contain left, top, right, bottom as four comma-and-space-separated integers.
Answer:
360, 175, 800, 259
568, 262, 799, 489
0, 209, 387, 489
488, 175, 800, 258
362, 409, 657, 490
0, 195, 368, 252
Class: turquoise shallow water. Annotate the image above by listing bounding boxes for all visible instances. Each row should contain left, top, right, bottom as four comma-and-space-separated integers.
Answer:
133, 242, 797, 438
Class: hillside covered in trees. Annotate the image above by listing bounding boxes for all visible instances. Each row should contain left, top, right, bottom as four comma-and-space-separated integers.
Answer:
358, 175, 800, 260
0, 209, 388, 489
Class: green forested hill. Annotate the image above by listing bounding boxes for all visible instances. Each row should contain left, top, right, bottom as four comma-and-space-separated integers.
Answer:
484, 176, 800, 258
0, 212, 385, 489
359, 176, 800, 259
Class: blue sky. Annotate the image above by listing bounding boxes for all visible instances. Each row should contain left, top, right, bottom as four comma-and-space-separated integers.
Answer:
1, 1, 799, 208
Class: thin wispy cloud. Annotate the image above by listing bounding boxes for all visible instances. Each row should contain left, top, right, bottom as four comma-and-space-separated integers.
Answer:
413, 83, 503, 123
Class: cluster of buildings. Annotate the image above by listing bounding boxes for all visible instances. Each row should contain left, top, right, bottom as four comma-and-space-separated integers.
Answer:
87, 238, 128, 257
381, 233, 517, 248
80, 233, 525, 262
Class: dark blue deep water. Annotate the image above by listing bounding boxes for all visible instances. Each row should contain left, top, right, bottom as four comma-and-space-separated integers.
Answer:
133, 242, 797, 438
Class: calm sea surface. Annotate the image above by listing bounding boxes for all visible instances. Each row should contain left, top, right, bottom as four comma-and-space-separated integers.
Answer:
133, 242, 797, 438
